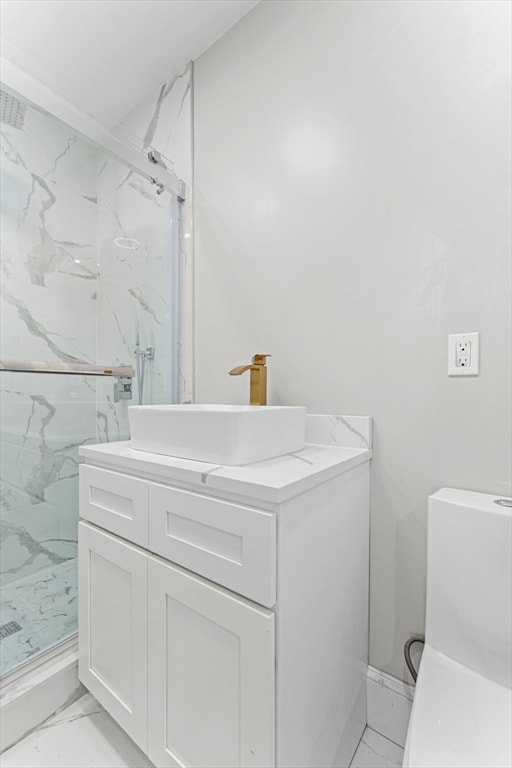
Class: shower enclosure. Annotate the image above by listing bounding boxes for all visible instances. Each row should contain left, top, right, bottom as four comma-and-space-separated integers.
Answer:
0, 87, 182, 678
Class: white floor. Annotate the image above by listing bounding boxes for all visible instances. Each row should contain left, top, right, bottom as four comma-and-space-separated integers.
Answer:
0, 692, 404, 768
0, 694, 152, 768
350, 729, 404, 768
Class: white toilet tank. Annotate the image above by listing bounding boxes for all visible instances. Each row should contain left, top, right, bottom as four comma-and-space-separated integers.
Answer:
426, 488, 512, 687
403, 488, 512, 768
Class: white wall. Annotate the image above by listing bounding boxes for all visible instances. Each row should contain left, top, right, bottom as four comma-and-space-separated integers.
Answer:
193, 0, 512, 680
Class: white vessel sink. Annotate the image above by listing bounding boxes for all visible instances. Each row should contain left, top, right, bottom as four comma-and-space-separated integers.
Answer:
128, 404, 306, 465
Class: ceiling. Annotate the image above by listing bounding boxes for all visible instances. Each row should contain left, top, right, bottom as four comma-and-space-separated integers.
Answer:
0, 0, 259, 127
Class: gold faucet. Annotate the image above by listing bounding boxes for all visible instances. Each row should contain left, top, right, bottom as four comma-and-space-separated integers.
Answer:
228, 354, 271, 405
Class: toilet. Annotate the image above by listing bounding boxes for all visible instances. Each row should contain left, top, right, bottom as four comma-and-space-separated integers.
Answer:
403, 488, 512, 768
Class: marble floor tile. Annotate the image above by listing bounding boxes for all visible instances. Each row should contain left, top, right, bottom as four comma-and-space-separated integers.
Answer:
1, 693, 402, 768
0, 559, 77, 676
350, 727, 404, 768
0, 693, 154, 768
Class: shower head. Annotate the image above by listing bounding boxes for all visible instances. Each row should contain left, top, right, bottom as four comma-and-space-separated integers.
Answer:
0, 91, 26, 129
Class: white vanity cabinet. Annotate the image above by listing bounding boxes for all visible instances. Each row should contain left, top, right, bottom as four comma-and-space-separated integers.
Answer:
78, 435, 371, 768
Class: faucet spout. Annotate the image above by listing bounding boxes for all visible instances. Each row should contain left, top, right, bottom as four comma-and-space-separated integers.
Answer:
228, 364, 252, 376
228, 354, 271, 405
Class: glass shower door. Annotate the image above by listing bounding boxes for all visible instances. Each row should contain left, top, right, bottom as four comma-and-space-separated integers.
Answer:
1, 372, 94, 674
0, 88, 178, 677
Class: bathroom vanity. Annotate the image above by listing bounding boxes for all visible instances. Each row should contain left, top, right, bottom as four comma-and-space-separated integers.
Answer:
77, 415, 371, 768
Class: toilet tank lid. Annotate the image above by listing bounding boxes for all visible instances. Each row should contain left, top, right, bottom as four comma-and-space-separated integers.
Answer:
430, 487, 511, 515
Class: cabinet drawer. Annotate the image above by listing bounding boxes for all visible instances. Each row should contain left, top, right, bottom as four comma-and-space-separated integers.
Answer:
79, 465, 148, 547
149, 484, 276, 608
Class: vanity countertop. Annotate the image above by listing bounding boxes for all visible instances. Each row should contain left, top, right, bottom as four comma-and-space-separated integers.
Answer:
79, 440, 371, 505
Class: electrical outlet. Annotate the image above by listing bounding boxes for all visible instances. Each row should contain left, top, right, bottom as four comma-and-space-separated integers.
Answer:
448, 332, 479, 376
455, 340, 471, 367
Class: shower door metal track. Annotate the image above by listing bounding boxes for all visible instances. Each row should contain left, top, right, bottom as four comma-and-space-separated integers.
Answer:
0, 360, 134, 377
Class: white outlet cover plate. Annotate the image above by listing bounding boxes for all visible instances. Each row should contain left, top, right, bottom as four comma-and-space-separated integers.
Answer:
448, 332, 480, 376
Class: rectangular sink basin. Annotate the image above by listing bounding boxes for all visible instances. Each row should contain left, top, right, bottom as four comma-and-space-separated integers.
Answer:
128, 404, 306, 465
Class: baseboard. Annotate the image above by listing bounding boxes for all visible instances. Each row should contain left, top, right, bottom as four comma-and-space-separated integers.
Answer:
367, 665, 415, 748
0, 637, 82, 752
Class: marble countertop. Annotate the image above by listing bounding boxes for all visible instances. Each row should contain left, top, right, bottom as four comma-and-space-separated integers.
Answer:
79, 440, 371, 505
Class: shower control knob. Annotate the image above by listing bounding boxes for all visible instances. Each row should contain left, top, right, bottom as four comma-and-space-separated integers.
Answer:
114, 376, 133, 402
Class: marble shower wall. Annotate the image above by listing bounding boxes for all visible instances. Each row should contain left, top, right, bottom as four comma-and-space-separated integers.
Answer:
1, 104, 98, 364
115, 62, 192, 187
0, 98, 175, 599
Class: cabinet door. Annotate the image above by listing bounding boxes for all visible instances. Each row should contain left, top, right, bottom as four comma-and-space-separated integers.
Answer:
78, 522, 148, 752
147, 557, 275, 768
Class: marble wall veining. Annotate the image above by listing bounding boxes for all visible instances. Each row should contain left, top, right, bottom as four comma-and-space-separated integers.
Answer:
1, 106, 98, 365
115, 62, 192, 188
